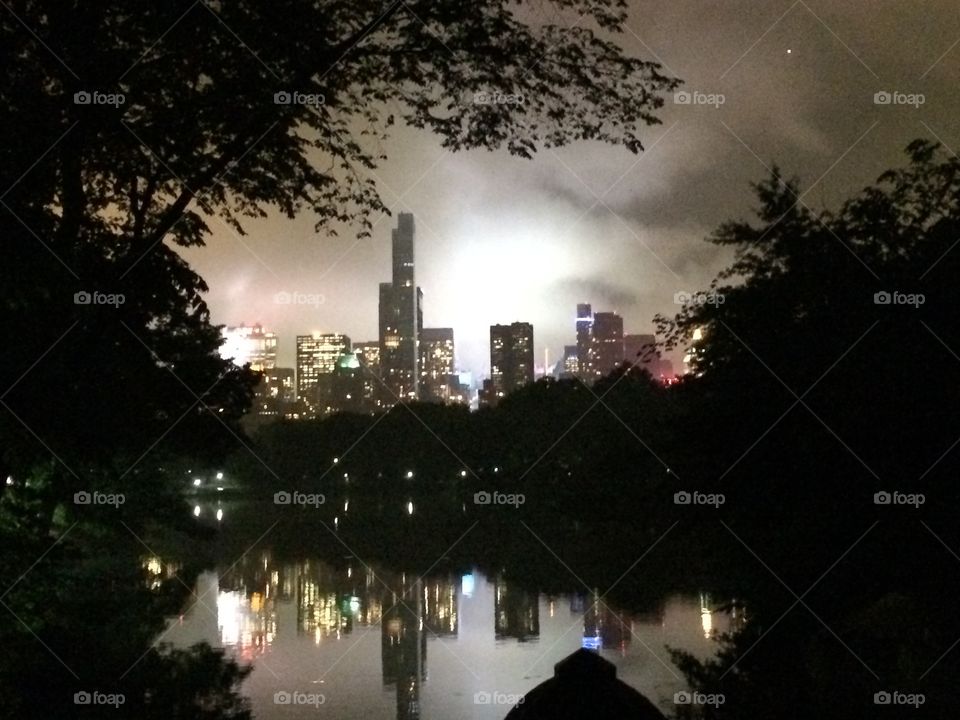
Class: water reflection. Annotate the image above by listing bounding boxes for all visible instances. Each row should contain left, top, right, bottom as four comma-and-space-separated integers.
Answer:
495, 577, 539, 642
161, 552, 743, 719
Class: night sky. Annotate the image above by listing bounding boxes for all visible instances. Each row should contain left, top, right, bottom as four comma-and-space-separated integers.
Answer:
180, 0, 960, 377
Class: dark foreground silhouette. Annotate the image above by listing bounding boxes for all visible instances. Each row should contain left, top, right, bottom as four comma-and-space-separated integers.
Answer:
505, 649, 667, 720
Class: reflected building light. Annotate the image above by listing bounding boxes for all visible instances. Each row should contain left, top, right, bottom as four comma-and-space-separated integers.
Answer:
701, 609, 713, 639
218, 590, 242, 646
700, 591, 714, 639
216, 507, 223, 522
582, 635, 602, 651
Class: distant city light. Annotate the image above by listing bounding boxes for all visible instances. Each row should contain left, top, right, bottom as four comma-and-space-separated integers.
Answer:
193, 478, 202, 487
406, 470, 414, 479
460, 470, 467, 477
461, 573, 475, 598
193, 505, 201, 517
216, 508, 223, 522
406, 501, 414, 515
216, 472, 223, 480
333, 457, 339, 464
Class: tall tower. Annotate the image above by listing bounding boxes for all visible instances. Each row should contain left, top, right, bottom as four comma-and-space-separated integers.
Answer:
489, 322, 534, 405
590, 311, 624, 378
379, 213, 422, 401
575, 303, 593, 380
419, 327, 455, 403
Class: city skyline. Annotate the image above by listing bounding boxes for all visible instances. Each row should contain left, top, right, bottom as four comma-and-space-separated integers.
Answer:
219, 215, 670, 386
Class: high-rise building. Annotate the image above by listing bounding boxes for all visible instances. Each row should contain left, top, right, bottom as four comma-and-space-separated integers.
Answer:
575, 303, 592, 380
683, 327, 706, 376
560, 344, 579, 378
574, 305, 625, 382
419, 328, 455, 403
489, 322, 534, 405
220, 324, 277, 371
379, 213, 422, 402
253, 367, 295, 415
589, 311, 624, 378
353, 341, 381, 375
296, 333, 350, 414
326, 351, 366, 415
353, 341, 383, 410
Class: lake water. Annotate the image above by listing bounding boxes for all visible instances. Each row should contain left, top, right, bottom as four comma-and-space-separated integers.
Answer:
160, 551, 740, 719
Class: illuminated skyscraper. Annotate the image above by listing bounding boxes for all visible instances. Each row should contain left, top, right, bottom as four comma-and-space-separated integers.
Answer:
419, 327, 455, 403
560, 344, 579, 378
220, 324, 277, 371
683, 326, 706, 376
353, 341, 383, 409
589, 311, 624, 378
489, 322, 534, 405
296, 333, 351, 413
574, 305, 624, 382
575, 303, 592, 380
251, 367, 295, 418
379, 213, 423, 402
